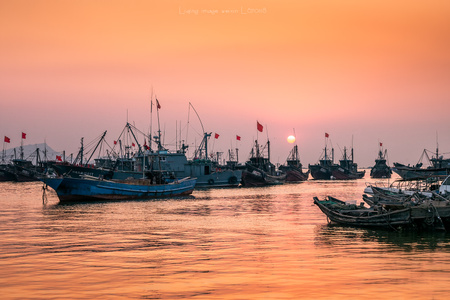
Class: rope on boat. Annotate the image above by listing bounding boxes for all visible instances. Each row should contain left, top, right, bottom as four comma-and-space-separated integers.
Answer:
42, 183, 48, 205
430, 202, 446, 231
380, 209, 400, 232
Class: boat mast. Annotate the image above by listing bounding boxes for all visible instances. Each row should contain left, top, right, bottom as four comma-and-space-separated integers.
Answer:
20, 134, 24, 160
436, 131, 439, 160
149, 87, 153, 152
351, 135, 354, 162
80, 137, 84, 166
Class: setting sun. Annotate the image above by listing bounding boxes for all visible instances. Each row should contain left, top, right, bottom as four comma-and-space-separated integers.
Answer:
287, 135, 296, 144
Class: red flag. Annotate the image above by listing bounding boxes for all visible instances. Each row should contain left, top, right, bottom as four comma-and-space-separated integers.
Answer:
380, 142, 383, 147
257, 121, 263, 132
156, 99, 161, 109
132, 142, 135, 147
143, 139, 149, 150
56, 155, 62, 161
236, 135, 241, 141
114, 140, 117, 145
22, 132, 26, 139
4, 136, 10, 143
325, 133, 329, 138
214, 133, 219, 139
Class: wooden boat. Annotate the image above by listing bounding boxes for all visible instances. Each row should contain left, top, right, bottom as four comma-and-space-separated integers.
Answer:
41, 175, 196, 202
279, 145, 309, 182
314, 195, 450, 230
314, 196, 413, 229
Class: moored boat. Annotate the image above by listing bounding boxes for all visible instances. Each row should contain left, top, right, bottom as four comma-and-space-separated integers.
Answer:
314, 196, 413, 229
392, 147, 450, 180
370, 143, 392, 178
279, 145, 309, 182
241, 138, 286, 187
309, 133, 334, 180
331, 146, 365, 180
314, 195, 450, 230
41, 175, 196, 202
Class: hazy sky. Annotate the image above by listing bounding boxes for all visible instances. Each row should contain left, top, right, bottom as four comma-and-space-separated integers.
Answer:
1, 0, 450, 167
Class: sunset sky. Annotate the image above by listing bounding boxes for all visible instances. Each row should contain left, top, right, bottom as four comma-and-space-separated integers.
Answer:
1, 0, 450, 167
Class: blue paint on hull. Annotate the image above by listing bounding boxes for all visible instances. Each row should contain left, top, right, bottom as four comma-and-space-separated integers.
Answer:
42, 177, 196, 202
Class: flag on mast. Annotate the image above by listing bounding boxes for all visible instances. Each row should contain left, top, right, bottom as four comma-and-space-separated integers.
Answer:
156, 99, 161, 109
325, 132, 329, 138
4, 136, 10, 143
257, 121, 263, 132
236, 135, 241, 141
214, 133, 219, 139
22, 132, 26, 139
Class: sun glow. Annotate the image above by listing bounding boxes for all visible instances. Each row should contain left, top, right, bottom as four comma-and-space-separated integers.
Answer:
287, 135, 296, 144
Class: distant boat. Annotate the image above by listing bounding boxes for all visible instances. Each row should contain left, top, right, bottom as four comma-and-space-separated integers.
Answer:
183, 132, 242, 188
331, 146, 365, 180
51, 124, 242, 188
370, 144, 392, 178
41, 175, 196, 202
0, 148, 52, 182
309, 134, 334, 180
393, 147, 450, 180
0, 164, 16, 181
279, 145, 309, 182
241, 139, 286, 187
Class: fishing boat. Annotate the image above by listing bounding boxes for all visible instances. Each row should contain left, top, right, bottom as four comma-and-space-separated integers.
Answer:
370, 143, 392, 178
314, 195, 450, 230
52, 122, 242, 188
278, 145, 309, 182
363, 175, 448, 198
309, 133, 334, 180
183, 132, 242, 188
0, 165, 16, 181
392, 147, 450, 180
314, 196, 413, 229
41, 175, 196, 202
241, 139, 286, 187
331, 146, 365, 180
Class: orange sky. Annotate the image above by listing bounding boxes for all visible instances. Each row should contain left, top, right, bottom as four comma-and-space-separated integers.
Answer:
1, 0, 450, 166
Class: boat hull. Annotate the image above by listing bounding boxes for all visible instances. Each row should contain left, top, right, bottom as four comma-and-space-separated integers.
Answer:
314, 197, 413, 229
331, 167, 365, 180
241, 170, 285, 187
314, 196, 450, 230
370, 168, 392, 178
42, 177, 196, 202
309, 165, 332, 180
193, 170, 242, 188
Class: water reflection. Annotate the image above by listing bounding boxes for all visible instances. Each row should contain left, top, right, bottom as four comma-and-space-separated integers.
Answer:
315, 224, 450, 251
3, 177, 450, 299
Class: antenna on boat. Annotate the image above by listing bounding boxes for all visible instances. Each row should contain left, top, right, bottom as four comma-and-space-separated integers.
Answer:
149, 86, 153, 152
436, 131, 439, 159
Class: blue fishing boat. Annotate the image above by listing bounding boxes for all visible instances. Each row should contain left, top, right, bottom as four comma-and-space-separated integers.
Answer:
41, 175, 196, 202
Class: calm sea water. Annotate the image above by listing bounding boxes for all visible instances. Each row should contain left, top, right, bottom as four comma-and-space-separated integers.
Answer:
2, 172, 450, 299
